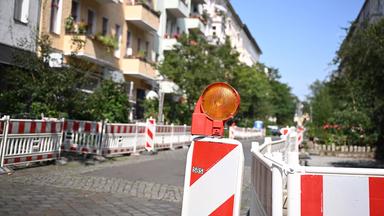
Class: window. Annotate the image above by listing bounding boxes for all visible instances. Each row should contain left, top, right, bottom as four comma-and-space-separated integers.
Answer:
145, 41, 149, 59
71, 0, 80, 21
137, 38, 141, 52
86, 10, 95, 35
50, 0, 62, 34
126, 31, 132, 56
14, 0, 30, 24
102, 17, 108, 36
114, 24, 121, 57
126, 31, 132, 48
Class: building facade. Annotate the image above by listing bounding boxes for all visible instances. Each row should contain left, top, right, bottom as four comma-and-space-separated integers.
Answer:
0, 0, 261, 120
356, 0, 384, 25
0, 0, 41, 65
38, 0, 160, 120
204, 0, 262, 66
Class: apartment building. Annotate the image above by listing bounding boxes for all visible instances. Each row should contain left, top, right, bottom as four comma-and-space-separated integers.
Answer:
356, 0, 384, 25
204, 0, 262, 66
0, 0, 41, 66
39, 0, 160, 120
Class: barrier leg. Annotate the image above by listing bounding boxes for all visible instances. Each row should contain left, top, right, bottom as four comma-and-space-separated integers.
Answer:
272, 152, 283, 216
287, 152, 300, 216
0, 116, 9, 169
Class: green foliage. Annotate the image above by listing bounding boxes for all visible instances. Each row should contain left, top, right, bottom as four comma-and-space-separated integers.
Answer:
95, 33, 118, 52
307, 18, 384, 157
87, 80, 130, 122
0, 34, 130, 122
158, 32, 296, 126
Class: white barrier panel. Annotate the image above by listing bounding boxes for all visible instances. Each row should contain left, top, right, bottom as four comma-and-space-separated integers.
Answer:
229, 126, 263, 140
155, 124, 173, 150
62, 120, 102, 154
102, 123, 137, 155
2, 118, 63, 166
301, 174, 384, 216
250, 142, 285, 216
135, 122, 147, 152
173, 125, 191, 149
182, 137, 244, 216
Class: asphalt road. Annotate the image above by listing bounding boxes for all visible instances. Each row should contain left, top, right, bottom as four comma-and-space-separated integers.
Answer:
0, 138, 263, 216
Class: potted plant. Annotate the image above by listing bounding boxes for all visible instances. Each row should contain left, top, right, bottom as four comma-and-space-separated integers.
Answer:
65, 16, 75, 33
95, 33, 118, 52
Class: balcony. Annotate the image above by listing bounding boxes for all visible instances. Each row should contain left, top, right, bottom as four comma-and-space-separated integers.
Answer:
185, 16, 206, 34
62, 35, 117, 67
162, 37, 178, 51
121, 57, 157, 81
125, 3, 160, 32
164, 0, 189, 18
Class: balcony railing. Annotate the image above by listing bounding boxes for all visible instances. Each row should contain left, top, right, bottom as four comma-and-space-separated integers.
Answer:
164, 0, 189, 18
121, 56, 157, 81
125, 1, 160, 32
62, 34, 118, 67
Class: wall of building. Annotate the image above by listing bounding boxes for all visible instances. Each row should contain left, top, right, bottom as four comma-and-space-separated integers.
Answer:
0, 0, 41, 64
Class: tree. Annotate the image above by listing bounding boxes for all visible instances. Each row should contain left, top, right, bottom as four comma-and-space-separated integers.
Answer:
87, 80, 130, 122
0, 34, 130, 122
334, 18, 384, 158
158, 33, 297, 127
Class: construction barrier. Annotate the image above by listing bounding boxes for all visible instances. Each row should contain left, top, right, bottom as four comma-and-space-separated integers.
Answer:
229, 126, 264, 139
102, 123, 138, 156
62, 120, 102, 154
0, 116, 192, 170
250, 127, 384, 216
0, 117, 63, 167
182, 137, 244, 215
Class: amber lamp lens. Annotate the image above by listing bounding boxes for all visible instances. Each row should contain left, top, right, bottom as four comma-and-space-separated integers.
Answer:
201, 83, 240, 121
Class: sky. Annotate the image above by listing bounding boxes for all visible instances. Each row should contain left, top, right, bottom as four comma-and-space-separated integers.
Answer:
231, 0, 365, 101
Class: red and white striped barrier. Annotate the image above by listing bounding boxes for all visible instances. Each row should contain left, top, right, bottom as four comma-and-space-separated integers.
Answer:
102, 123, 141, 155
228, 126, 263, 140
182, 137, 244, 216
301, 174, 384, 216
62, 120, 102, 154
155, 124, 173, 150
1, 118, 63, 167
145, 118, 156, 151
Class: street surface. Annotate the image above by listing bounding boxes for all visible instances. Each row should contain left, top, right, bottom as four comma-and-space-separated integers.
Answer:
0, 139, 259, 216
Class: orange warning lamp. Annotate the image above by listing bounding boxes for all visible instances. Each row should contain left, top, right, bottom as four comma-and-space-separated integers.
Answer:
191, 82, 240, 137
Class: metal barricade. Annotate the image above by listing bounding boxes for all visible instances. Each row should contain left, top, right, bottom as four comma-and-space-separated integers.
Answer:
172, 125, 190, 148
102, 123, 137, 155
154, 125, 173, 150
135, 122, 147, 152
62, 120, 102, 154
2, 118, 63, 166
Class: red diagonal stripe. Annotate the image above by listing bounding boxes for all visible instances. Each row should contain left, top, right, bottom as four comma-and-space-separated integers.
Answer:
209, 195, 234, 216
301, 175, 323, 216
147, 128, 153, 139
190, 141, 237, 186
369, 177, 384, 216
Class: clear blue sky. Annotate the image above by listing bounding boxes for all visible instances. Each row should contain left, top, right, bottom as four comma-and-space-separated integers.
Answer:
231, 0, 365, 101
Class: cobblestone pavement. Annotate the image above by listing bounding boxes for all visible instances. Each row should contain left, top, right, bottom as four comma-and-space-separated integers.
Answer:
0, 141, 254, 216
